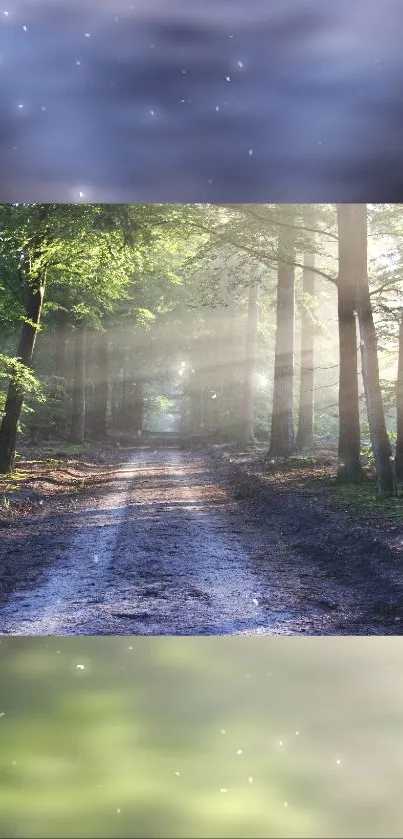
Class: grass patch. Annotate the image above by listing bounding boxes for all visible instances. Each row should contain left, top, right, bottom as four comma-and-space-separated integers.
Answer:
324, 479, 403, 522
285, 455, 317, 467
43, 443, 88, 458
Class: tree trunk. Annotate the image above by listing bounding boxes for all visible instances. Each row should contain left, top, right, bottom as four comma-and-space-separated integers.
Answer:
92, 329, 109, 439
348, 204, 395, 497
0, 278, 45, 474
242, 283, 259, 444
109, 378, 120, 432
395, 313, 403, 480
337, 206, 363, 482
269, 226, 296, 457
121, 355, 136, 432
70, 325, 87, 444
133, 381, 145, 436
296, 251, 315, 450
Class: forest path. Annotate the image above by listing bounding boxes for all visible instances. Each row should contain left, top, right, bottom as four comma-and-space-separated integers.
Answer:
0, 448, 401, 635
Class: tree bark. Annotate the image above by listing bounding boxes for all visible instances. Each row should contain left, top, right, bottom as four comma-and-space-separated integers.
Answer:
0, 278, 45, 473
348, 204, 395, 497
242, 283, 259, 444
269, 225, 296, 457
70, 325, 87, 444
337, 206, 363, 482
296, 251, 315, 450
395, 313, 403, 480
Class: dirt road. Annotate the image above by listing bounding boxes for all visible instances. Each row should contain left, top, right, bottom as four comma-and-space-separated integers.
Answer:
1, 448, 402, 635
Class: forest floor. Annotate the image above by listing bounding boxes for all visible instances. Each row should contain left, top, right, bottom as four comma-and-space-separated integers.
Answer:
1, 441, 403, 635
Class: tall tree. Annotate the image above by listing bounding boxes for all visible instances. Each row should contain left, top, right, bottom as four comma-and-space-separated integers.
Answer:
242, 282, 259, 443
70, 324, 87, 444
395, 312, 403, 480
91, 328, 109, 439
296, 249, 315, 450
269, 223, 296, 457
0, 205, 52, 473
348, 204, 395, 497
336, 205, 363, 482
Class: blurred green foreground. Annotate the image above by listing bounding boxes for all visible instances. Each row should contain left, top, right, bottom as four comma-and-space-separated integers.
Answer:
1, 637, 403, 838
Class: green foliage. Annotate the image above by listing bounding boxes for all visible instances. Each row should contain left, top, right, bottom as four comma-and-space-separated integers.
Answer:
360, 421, 397, 466
0, 353, 45, 405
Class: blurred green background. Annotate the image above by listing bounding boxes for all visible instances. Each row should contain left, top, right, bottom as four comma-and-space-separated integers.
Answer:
1, 637, 403, 838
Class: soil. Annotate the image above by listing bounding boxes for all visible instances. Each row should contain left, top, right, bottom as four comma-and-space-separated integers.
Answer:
1, 442, 403, 635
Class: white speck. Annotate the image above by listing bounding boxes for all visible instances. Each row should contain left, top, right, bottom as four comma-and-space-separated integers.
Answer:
79, 191, 85, 198
18, 104, 24, 109
236, 61, 244, 69
0, 712, 5, 717
76, 664, 85, 670
128, 645, 133, 650
22, 25, 27, 31
336, 758, 341, 765
76, 60, 82, 66
220, 729, 226, 735
236, 749, 243, 755
3, 10, 9, 16
40, 106, 46, 112
94, 554, 99, 560
248, 776, 253, 784
116, 808, 121, 814
84, 32, 91, 38
39, 500, 43, 505
228, 33, 234, 38
174, 771, 180, 776
181, 69, 187, 74
252, 598, 258, 605
295, 730, 299, 736
279, 740, 283, 747
225, 76, 231, 82
215, 105, 220, 111
284, 801, 288, 808
248, 149, 254, 157
220, 788, 227, 793
149, 110, 155, 116
12, 760, 17, 766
